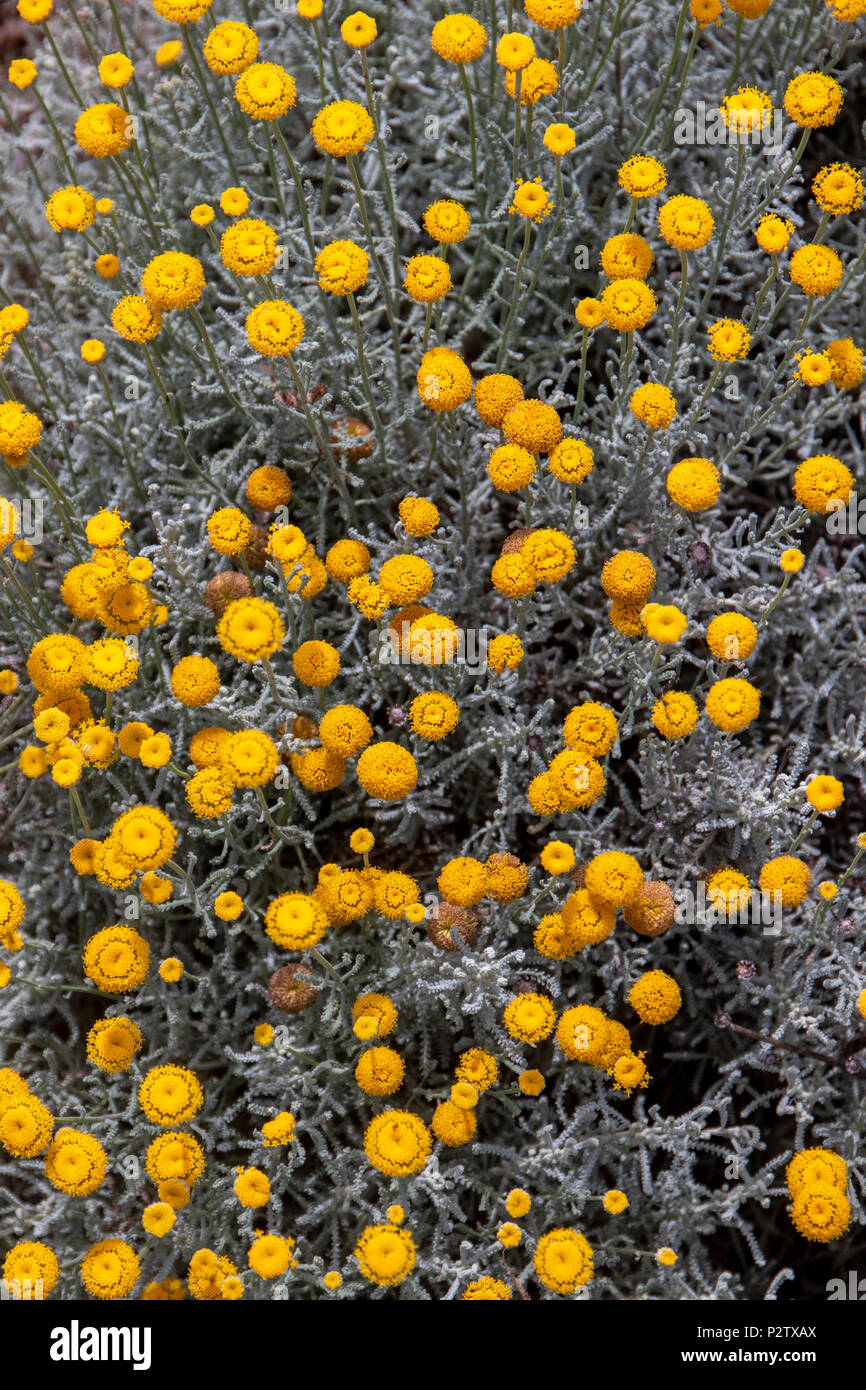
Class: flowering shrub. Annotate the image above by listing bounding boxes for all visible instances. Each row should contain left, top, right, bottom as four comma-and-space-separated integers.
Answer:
0, 0, 865, 1302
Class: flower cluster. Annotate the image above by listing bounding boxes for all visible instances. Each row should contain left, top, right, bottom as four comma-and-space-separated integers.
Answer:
0, 0, 862, 1308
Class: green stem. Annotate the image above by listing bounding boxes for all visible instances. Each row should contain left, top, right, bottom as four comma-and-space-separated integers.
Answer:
496, 217, 532, 369
664, 250, 689, 385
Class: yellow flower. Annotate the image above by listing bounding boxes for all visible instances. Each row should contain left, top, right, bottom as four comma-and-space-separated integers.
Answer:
705, 676, 761, 732
503, 992, 556, 1043
575, 296, 605, 329
510, 176, 553, 222
235, 62, 296, 119
601, 232, 653, 280
657, 1247, 678, 1267
755, 213, 793, 254
158, 956, 184, 983
496, 32, 535, 71
603, 1189, 628, 1214
155, 40, 183, 66
790, 1184, 851, 1241
450, 1081, 479, 1109
455, 1048, 498, 1091
462, 1277, 512, 1299
826, 337, 863, 389
355, 1223, 416, 1285
218, 596, 285, 661
170, 654, 220, 706
44, 185, 96, 234
311, 100, 375, 156
780, 547, 804, 573
341, 10, 377, 47
141, 252, 205, 311
142, 1202, 176, 1237
74, 103, 131, 158
758, 855, 812, 906
111, 295, 161, 342
8, 58, 37, 88
138, 1065, 203, 1127
404, 254, 452, 302
265, 892, 328, 950
504, 56, 558, 103
784, 71, 843, 128
248, 1233, 294, 1280
416, 345, 472, 411
235, 1166, 270, 1208
812, 162, 864, 215
152, 0, 212, 19
525, 0, 581, 26
83, 925, 149, 992
364, 1111, 432, 1176
628, 969, 682, 1024
80, 338, 105, 363
630, 382, 677, 429
355, 1046, 405, 1095
666, 456, 720, 511
204, 20, 258, 75
315, 239, 368, 295
706, 868, 751, 915
658, 194, 714, 249
146, 1131, 205, 1185
534, 1228, 594, 1293
221, 219, 278, 277
793, 453, 853, 512
409, 690, 460, 740
98, 52, 134, 88
543, 122, 575, 155
246, 299, 304, 355
80, 1240, 140, 1300
423, 199, 471, 244
806, 774, 844, 812
221, 728, 279, 788
599, 277, 656, 331
795, 349, 832, 386
642, 603, 687, 643
431, 12, 488, 63
3, 1242, 58, 1298
431, 1098, 476, 1145
497, 1223, 522, 1247
618, 153, 666, 197
789, 244, 843, 296
720, 86, 773, 135
585, 850, 643, 906
708, 317, 750, 362
706, 612, 757, 661
0, 399, 42, 464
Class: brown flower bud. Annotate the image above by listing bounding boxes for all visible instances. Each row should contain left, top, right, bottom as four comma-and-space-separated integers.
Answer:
240, 523, 269, 571
622, 880, 675, 937
268, 964, 318, 1013
500, 527, 535, 555
570, 862, 588, 890
426, 903, 478, 952
203, 569, 253, 618
331, 416, 374, 463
